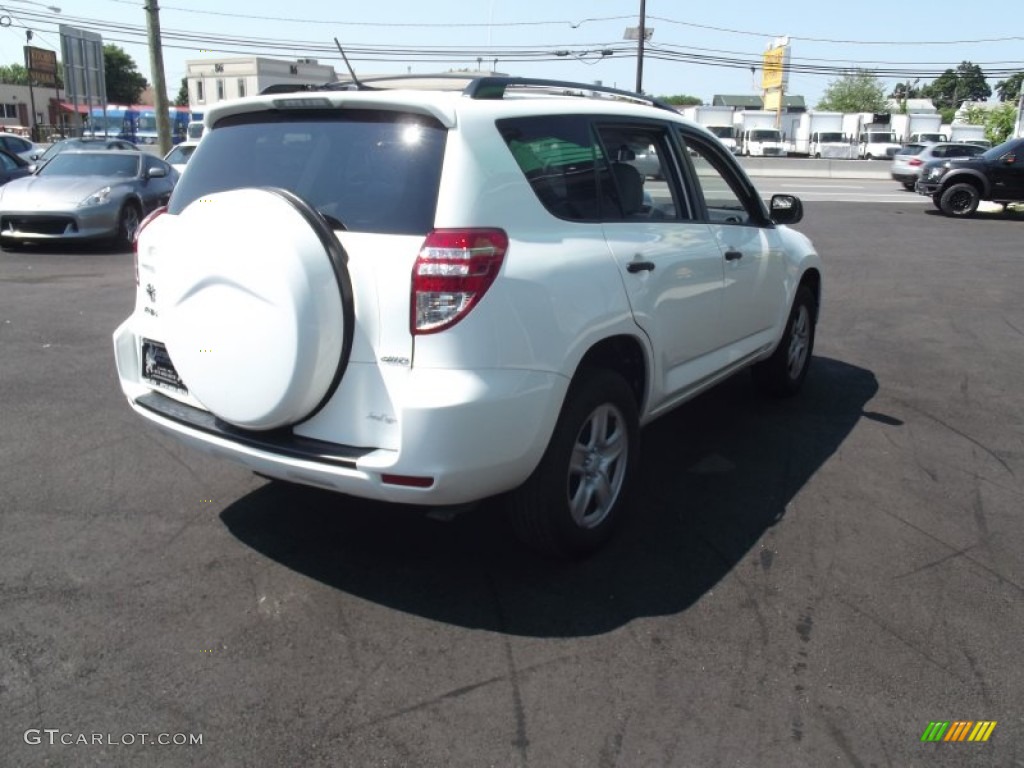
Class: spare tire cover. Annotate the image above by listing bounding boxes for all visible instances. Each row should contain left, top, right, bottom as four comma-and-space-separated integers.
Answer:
161, 187, 349, 430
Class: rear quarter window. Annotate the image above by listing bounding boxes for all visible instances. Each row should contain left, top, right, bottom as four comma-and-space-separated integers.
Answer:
168, 110, 447, 235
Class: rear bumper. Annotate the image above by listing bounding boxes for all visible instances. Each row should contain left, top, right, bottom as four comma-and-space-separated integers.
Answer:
114, 319, 567, 506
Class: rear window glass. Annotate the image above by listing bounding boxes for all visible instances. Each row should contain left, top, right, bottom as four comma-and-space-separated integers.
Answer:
168, 109, 446, 235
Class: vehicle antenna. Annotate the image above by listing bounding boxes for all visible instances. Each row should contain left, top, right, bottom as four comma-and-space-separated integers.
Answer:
333, 39, 363, 89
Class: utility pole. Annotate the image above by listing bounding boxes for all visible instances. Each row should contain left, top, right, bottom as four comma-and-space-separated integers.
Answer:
24, 31, 38, 141
635, 0, 645, 94
144, 0, 172, 155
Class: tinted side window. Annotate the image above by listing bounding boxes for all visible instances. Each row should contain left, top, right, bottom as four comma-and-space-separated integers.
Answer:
498, 115, 601, 221
169, 110, 446, 235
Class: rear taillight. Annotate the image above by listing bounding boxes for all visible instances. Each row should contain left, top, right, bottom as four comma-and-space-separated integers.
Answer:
411, 228, 508, 335
908, 158, 924, 167
133, 205, 166, 285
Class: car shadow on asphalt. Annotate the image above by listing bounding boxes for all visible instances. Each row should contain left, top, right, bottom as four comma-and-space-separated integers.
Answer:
220, 356, 878, 638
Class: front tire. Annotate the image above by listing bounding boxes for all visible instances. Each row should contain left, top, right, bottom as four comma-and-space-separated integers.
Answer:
939, 182, 980, 217
508, 369, 639, 558
753, 285, 817, 397
115, 202, 142, 249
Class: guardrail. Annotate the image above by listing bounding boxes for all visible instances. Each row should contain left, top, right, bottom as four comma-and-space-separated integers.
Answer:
740, 157, 890, 180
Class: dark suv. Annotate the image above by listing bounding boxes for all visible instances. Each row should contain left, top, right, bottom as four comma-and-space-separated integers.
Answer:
916, 137, 1024, 216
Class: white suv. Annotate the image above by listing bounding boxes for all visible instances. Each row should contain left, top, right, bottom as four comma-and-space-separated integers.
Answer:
113, 76, 822, 556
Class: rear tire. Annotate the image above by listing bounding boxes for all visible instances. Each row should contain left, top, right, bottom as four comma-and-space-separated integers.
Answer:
753, 285, 817, 398
902, 181, 916, 191
939, 182, 980, 218
508, 369, 639, 558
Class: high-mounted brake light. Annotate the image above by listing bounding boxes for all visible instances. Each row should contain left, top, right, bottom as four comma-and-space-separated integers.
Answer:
133, 205, 166, 285
411, 228, 508, 335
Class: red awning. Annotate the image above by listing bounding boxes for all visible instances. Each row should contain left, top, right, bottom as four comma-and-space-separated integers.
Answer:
58, 101, 90, 114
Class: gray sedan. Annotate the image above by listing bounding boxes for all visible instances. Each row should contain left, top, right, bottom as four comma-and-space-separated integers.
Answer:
0, 151, 177, 250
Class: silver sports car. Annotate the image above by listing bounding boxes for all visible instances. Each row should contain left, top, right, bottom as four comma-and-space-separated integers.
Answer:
0, 150, 178, 250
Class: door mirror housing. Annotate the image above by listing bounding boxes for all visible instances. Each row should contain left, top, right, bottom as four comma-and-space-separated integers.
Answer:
769, 193, 804, 225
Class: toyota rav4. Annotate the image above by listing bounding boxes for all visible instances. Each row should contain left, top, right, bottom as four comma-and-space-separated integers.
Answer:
113, 76, 823, 556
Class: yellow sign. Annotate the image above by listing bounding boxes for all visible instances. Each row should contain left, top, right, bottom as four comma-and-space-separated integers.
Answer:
763, 90, 782, 111
762, 45, 788, 91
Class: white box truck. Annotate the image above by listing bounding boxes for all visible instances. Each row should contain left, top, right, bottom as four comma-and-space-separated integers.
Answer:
848, 113, 902, 159
892, 113, 945, 144
784, 112, 854, 158
735, 110, 787, 157
946, 123, 989, 147
681, 105, 740, 155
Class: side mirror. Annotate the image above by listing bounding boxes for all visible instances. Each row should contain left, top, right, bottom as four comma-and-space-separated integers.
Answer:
770, 193, 803, 225
147, 166, 168, 178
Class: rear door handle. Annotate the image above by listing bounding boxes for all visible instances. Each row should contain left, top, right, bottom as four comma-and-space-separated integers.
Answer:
724, 250, 743, 261
627, 260, 656, 273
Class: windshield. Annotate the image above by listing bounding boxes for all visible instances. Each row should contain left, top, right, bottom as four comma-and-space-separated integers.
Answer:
867, 132, 896, 143
169, 110, 447, 235
818, 132, 844, 143
166, 145, 197, 164
749, 130, 780, 141
39, 153, 140, 177
708, 125, 735, 139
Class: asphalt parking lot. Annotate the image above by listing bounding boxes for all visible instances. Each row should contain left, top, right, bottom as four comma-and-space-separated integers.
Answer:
2, 202, 1023, 767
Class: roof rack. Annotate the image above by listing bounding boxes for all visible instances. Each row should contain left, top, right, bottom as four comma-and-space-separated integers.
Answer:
282, 73, 674, 112
463, 76, 675, 112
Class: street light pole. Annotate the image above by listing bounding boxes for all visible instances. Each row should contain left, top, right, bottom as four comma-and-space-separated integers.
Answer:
635, 0, 645, 94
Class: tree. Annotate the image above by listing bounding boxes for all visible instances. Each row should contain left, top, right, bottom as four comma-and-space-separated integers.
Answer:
0, 64, 29, 85
657, 94, 702, 106
922, 61, 991, 111
104, 44, 148, 105
994, 72, 1023, 103
174, 77, 189, 107
816, 70, 887, 113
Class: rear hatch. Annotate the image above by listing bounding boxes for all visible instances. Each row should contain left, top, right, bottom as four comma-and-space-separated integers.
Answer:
133, 105, 447, 430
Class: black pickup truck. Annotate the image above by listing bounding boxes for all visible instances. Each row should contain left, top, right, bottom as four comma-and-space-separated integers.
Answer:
916, 137, 1024, 217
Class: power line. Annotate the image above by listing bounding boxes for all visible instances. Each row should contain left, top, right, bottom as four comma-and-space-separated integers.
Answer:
6, 7, 1024, 84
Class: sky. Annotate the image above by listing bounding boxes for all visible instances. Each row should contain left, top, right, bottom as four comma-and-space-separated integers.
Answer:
2, 0, 1023, 107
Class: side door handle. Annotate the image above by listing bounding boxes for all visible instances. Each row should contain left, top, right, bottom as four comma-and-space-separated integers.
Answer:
724, 249, 743, 262
627, 260, 656, 273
